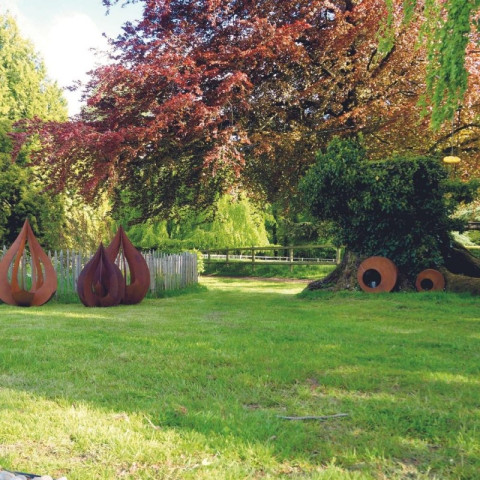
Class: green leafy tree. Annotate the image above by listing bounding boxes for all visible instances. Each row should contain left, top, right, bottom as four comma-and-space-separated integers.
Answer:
0, 125, 64, 249
0, 15, 67, 122
172, 194, 270, 249
58, 194, 114, 252
0, 14, 68, 249
113, 193, 270, 250
420, 0, 480, 129
300, 137, 480, 291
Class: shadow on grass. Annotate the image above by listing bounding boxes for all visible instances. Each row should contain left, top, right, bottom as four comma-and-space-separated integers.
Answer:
0, 279, 479, 478
48, 283, 208, 304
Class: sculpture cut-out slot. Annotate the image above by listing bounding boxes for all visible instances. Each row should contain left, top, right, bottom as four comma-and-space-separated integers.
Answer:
420, 278, 434, 291
362, 269, 382, 289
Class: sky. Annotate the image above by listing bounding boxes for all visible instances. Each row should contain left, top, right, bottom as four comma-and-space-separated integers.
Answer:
1, 0, 143, 116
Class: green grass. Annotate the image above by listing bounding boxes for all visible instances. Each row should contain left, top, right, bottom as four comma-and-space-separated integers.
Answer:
0, 277, 479, 479
50, 282, 207, 304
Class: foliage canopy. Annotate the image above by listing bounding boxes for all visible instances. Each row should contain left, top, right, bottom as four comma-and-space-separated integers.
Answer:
0, 15, 67, 123
11, 0, 480, 221
114, 193, 270, 250
300, 138, 479, 275
0, 14, 68, 248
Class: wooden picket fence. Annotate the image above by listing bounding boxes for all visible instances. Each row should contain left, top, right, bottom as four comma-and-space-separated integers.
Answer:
1, 247, 198, 302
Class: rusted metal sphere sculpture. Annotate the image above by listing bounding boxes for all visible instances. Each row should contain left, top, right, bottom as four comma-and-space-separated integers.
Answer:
77, 243, 124, 307
415, 269, 445, 292
105, 226, 150, 305
357, 256, 398, 293
0, 219, 57, 306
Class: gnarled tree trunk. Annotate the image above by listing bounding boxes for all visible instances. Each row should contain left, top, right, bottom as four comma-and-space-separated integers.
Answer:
306, 242, 480, 294
306, 250, 361, 291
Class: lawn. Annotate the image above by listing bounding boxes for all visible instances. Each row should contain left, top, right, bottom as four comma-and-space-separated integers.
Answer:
0, 277, 479, 479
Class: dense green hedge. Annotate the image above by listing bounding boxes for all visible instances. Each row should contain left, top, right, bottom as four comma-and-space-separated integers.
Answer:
300, 138, 479, 278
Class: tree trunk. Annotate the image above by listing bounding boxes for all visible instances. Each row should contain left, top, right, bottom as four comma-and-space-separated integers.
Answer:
306, 243, 480, 294
443, 241, 480, 277
441, 241, 480, 294
306, 250, 362, 291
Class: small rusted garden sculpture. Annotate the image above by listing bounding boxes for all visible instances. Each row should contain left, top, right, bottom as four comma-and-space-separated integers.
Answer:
105, 226, 150, 305
415, 269, 445, 292
77, 243, 124, 307
77, 227, 150, 307
0, 219, 57, 306
357, 256, 398, 293
357, 258, 446, 294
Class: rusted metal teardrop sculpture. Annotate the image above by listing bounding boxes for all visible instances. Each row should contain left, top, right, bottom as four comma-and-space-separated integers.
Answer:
105, 226, 150, 305
0, 219, 57, 306
77, 243, 124, 307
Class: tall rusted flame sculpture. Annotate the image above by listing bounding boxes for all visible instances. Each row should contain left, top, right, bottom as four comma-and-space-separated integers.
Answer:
105, 226, 150, 305
76, 227, 150, 307
0, 219, 57, 306
77, 243, 124, 307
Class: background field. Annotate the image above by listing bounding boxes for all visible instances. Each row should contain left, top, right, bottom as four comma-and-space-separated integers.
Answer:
0, 277, 479, 479
202, 261, 336, 280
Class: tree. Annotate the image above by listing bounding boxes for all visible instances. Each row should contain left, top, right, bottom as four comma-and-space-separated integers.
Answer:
300, 137, 480, 292
0, 14, 69, 249
420, 0, 480, 129
10, 1, 479, 217
10, 1, 480, 224
59, 193, 114, 251
112, 191, 270, 250
0, 15, 67, 123
176, 194, 270, 249
0, 122, 65, 249
0, 14, 117, 250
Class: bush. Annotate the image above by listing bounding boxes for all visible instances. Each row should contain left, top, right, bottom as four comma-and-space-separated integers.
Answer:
299, 137, 479, 278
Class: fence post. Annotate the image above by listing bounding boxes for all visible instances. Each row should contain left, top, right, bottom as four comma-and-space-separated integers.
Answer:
251, 246, 255, 272
289, 247, 294, 273
336, 247, 342, 265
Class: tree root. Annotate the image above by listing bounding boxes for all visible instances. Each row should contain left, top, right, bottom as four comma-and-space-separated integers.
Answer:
306, 243, 480, 295
306, 251, 361, 291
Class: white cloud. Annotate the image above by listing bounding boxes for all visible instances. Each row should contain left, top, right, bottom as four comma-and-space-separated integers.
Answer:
1, 3, 111, 116
1, 0, 20, 15
41, 13, 110, 115
1, 0, 34, 39
45, 13, 108, 84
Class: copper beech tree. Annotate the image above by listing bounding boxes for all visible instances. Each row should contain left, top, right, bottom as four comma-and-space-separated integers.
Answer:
11, 0, 480, 218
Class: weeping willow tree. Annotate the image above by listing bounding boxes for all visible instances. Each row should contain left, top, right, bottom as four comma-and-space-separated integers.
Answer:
175, 194, 270, 249
396, 0, 480, 129
113, 193, 270, 250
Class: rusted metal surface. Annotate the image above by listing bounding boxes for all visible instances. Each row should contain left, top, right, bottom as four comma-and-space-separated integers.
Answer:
77, 243, 124, 307
105, 226, 150, 305
357, 256, 398, 293
0, 219, 57, 306
415, 269, 445, 292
